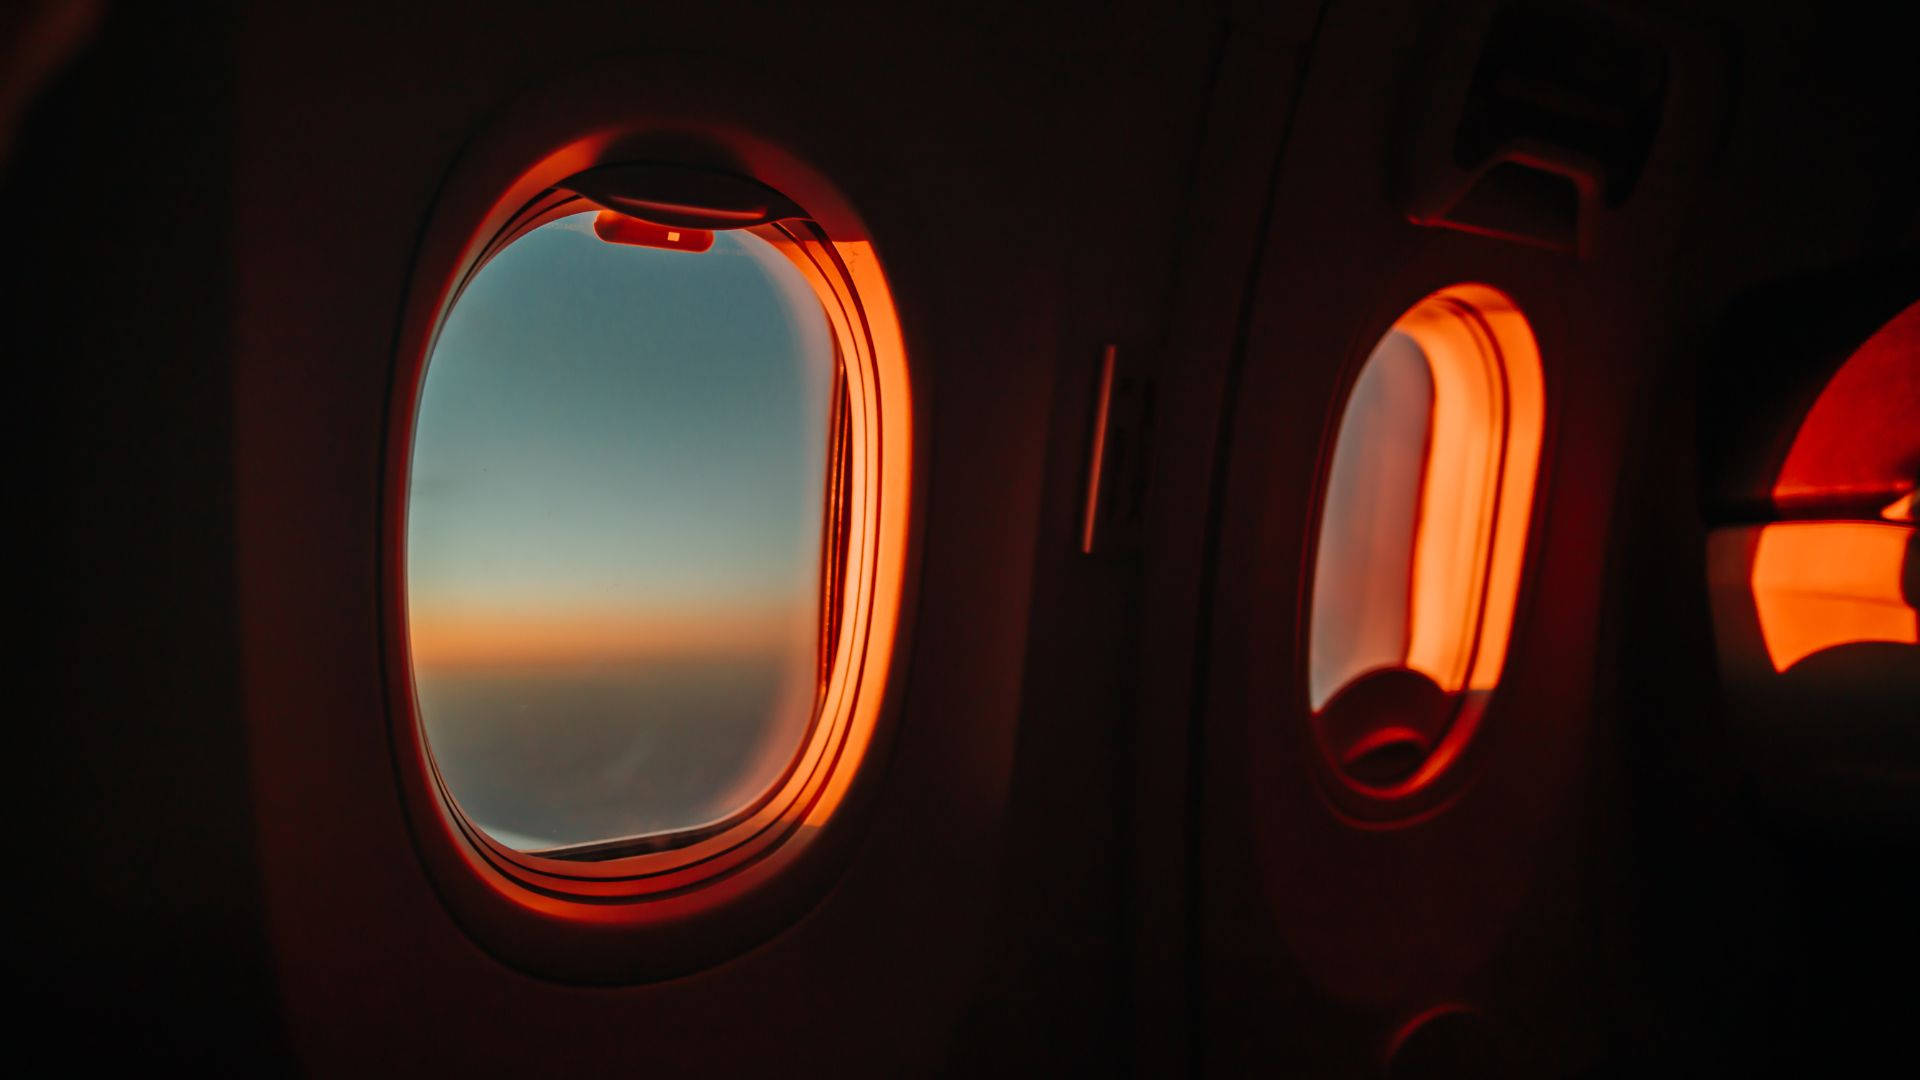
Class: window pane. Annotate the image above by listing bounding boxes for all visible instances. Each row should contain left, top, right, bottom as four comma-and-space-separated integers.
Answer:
1305, 287, 1543, 793
1309, 330, 1434, 711
406, 213, 834, 854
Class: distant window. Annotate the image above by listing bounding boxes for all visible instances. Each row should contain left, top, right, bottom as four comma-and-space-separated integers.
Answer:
1307, 286, 1544, 794
1733, 521, 1915, 673
406, 212, 838, 855
1710, 297, 1919, 677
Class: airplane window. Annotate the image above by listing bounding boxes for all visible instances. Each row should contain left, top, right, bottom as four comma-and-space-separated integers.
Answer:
1307, 286, 1544, 794
405, 211, 835, 855
1735, 520, 1915, 672
1709, 298, 1918, 678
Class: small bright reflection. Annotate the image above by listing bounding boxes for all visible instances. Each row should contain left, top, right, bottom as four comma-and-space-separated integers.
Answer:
406, 213, 834, 853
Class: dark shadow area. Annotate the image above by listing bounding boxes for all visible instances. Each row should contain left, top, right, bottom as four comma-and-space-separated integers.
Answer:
8, 2, 289, 1069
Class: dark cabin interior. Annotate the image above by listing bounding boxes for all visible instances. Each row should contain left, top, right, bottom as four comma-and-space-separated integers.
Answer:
9, 1, 1916, 1075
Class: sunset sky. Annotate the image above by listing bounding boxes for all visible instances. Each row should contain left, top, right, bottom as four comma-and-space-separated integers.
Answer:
407, 214, 832, 669
404, 213, 832, 849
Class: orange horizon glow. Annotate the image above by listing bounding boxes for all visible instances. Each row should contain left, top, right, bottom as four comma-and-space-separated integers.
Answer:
449, 231, 911, 884
1748, 521, 1916, 672
391, 134, 918, 912
407, 606, 809, 670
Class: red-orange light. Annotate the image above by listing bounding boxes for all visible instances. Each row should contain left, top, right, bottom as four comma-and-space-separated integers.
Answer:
1886, 491, 1916, 523
1727, 298, 1920, 673
1392, 292, 1543, 696
591, 209, 714, 252
795, 239, 912, 826
1747, 521, 1917, 673
1307, 285, 1543, 800
1773, 299, 1919, 517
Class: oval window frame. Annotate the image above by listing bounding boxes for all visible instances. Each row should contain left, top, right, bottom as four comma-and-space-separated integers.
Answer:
1299, 283, 1546, 822
383, 116, 918, 982
1704, 291, 1919, 808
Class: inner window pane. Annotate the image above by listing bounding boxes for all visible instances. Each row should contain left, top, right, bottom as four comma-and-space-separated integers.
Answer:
1309, 330, 1435, 711
406, 212, 834, 854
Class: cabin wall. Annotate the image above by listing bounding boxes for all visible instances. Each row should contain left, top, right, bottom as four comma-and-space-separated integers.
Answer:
9, 0, 1915, 1074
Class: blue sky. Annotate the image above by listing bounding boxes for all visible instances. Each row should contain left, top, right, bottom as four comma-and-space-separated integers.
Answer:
406, 214, 833, 644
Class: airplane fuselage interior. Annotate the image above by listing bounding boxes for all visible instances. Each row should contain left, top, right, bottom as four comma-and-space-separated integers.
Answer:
9, 0, 1917, 1074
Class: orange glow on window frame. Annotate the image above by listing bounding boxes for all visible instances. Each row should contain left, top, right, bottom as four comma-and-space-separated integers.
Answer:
1708, 297, 1919, 702
398, 189, 912, 906
406, 607, 805, 669
1745, 521, 1917, 673
1392, 291, 1545, 696
752, 234, 912, 829
1308, 285, 1544, 801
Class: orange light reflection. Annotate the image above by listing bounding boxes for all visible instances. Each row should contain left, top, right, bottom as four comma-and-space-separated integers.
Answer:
408, 608, 802, 670
745, 232, 911, 828
1749, 521, 1917, 673
803, 238, 911, 826
1306, 284, 1543, 799
1397, 301, 1498, 691
1773, 300, 1919, 515
1394, 286, 1544, 697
